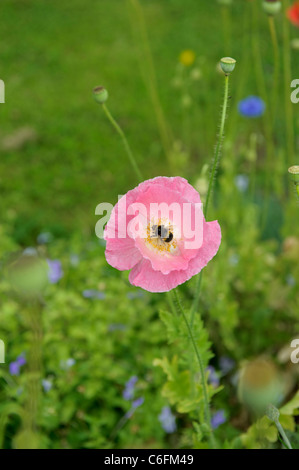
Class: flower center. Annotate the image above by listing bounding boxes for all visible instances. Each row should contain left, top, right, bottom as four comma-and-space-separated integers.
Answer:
154, 225, 173, 243
145, 221, 178, 254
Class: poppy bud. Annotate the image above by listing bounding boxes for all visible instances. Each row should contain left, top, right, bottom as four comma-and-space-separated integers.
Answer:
5, 250, 49, 299
238, 358, 284, 415
220, 57, 236, 75
262, 0, 282, 16
288, 165, 299, 184
266, 404, 280, 422
93, 86, 109, 104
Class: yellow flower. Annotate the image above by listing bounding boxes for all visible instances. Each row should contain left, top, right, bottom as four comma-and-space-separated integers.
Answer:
179, 49, 195, 67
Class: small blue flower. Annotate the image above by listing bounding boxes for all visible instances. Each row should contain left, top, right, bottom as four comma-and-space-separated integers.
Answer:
158, 406, 177, 433
126, 291, 145, 300
23, 247, 38, 256
60, 358, 76, 370
37, 232, 53, 244
235, 175, 249, 193
229, 254, 240, 266
238, 96, 265, 118
47, 259, 63, 284
9, 361, 20, 376
70, 254, 80, 267
132, 397, 144, 408
42, 379, 53, 392
125, 396, 144, 419
9, 353, 26, 376
219, 356, 235, 375
123, 375, 138, 401
286, 275, 296, 287
66, 358, 76, 368
108, 323, 127, 332
82, 289, 105, 300
206, 365, 220, 387
211, 410, 226, 429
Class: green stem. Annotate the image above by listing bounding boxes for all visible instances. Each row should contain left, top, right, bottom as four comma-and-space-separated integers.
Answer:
22, 300, 43, 448
204, 74, 229, 220
227, 1, 250, 140
275, 420, 293, 450
282, 0, 294, 167
172, 290, 216, 448
190, 73, 230, 325
268, 15, 279, 120
102, 103, 143, 181
251, 1, 274, 229
128, 0, 172, 164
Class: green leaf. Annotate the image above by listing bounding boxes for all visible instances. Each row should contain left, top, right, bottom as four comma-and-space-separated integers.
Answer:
280, 391, 299, 416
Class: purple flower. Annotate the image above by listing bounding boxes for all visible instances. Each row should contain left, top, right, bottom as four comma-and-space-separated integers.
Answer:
82, 289, 105, 300
238, 96, 265, 118
211, 410, 226, 429
132, 397, 144, 408
123, 375, 138, 401
47, 259, 63, 284
206, 365, 220, 387
9, 353, 26, 376
125, 397, 144, 419
126, 291, 145, 300
219, 356, 235, 375
37, 232, 53, 244
158, 406, 177, 433
17, 354, 26, 367
9, 361, 20, 376
108, 323, 127, 332
42, 379, 53, 392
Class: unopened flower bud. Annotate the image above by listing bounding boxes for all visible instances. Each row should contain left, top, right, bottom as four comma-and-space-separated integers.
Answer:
5, 250, 49, 299
262, 0, 282, 16
291, 38, 299, 50
93, 86, 108, 104
220, 57, 236, 75
238, 358, 284, 415
288, 165, 299, 184
266, 404, 280, 422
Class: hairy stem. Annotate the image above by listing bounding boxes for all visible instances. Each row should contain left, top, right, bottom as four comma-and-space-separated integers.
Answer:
102, 104, 143, 181
268, 15, 279, 120
190, 73, 230, 325
282, 0, 294, 167
275, 419, 293, 450
172, 290, 216, 448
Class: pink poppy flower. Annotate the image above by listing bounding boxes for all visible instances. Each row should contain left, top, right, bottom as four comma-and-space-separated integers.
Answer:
104, 177, 221, 293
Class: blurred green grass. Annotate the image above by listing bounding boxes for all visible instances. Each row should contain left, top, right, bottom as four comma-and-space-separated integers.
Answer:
1, 0, 289, 244
0, 0, 298, 449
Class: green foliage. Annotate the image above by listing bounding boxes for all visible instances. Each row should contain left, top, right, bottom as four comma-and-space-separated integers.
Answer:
0, 0, 298, 450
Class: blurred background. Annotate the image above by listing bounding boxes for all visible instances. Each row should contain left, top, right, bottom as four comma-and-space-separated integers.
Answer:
0, 0, 298, 449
